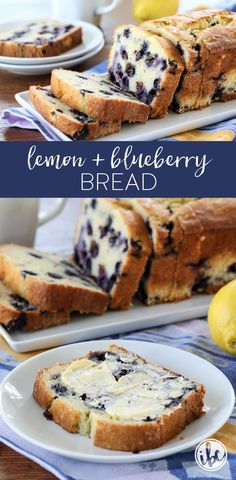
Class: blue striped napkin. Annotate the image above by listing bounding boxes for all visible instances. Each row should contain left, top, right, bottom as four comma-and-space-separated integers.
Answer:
0, 318, 236, 480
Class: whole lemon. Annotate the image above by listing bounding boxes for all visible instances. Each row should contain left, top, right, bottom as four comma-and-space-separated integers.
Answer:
133, 0, 179, 23
208, 279, 236, 355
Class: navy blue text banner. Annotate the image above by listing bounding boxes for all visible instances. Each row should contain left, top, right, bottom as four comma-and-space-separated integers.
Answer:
1, 141, 235, 197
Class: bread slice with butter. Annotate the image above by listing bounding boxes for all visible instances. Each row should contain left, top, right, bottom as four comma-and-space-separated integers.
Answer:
34, 344, 205, 452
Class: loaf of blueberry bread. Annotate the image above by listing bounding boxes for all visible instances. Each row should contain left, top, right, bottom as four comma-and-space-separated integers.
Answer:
144, 9, 236, 112
74, 199, 151, 310
125, 198, 236, 304
51, 70, 150, 123
0, 245, 109, 314
30, 86, 121, 140
34, 344, 205, 451
0, 19, 82, 58
0, 280, 69, 332
108, 25, 184, 118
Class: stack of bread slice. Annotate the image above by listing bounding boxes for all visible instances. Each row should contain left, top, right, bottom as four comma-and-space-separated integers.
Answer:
29, 71, 150, 140
0, 244, 109, 332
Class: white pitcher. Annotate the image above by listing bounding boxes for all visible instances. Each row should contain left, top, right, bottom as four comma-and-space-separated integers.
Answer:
0, 198, 67, 247
51, 0, 122, 26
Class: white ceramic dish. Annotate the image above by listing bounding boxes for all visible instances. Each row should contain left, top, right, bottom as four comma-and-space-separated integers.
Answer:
15, 86, 236, 139
0, 38, 104, 75
0, 20, 104, 65
0, 339, 234, 463
0, 295, 212, 353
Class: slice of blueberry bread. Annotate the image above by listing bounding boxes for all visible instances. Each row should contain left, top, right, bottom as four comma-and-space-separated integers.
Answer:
108, 25, 184, 118
30, 86, 121, 140
0, 245, 109, 314
144, 9, 236, 112
34, 344, 205, 451
124, 198, 201, 305
0, 280, 69, 332
74, 199, 151, 310
211, 24, 236, 103
0, 19, 82, 58
51, 70, 150, 123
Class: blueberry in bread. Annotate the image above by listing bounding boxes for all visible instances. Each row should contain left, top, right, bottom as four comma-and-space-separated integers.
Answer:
211, 24, 236, 103
108, 25, 184, 118
0, 19, 82, 58
0, 280, 69, 332
30, 86, 121, 140
0, 245, 108, 314
123, 198, 200, 304
74, 199, 151, 310
124, 198, 236, 305
188, 198, 236, 295
144, 9, 236, 112
34, 344, 205, 452
51, 70, 150, 123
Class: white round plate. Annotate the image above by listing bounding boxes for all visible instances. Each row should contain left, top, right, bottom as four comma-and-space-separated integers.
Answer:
0, 340, 234, 464
0, 21, 104, 65
0, 38, 104, 75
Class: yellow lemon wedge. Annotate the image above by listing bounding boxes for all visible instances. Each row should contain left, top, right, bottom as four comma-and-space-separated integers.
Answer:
208, 279, 236, 355
133, 0, 179, 23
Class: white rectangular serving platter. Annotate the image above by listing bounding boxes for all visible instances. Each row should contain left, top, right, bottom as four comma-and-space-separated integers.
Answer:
16, 89, 236, 141
0, 295, 212, 353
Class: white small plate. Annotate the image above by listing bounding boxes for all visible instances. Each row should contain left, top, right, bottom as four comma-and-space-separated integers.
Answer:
0, 340, 234, 463
15, 85, 236, 139
0, 21, 104, 65
0, 295, 212, 353
0, 38, 104, 75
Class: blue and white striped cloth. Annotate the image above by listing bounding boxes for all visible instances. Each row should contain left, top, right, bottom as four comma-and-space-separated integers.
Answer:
0, 318, 236, 480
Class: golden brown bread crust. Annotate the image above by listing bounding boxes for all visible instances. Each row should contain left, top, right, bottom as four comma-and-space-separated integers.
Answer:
142, 22, 203, 112
0, 27, 82, 58
127, 198, 236, 305
51, 70, 150, 123
144, 9, 236, 113
33, 345, 205, 451
109, 203, 152, 310
92, 387, 205, 451
167, 203, 203, 301
33, 367, 56, 409
0, 246, 109, 314
195, 29, 224, 110
188, 199, 236, 293
147, 31, 184, 119
29, 86, 121, 140
0, 302, 69, 332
